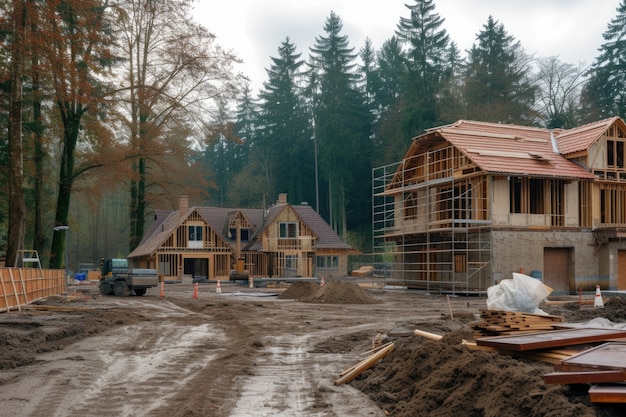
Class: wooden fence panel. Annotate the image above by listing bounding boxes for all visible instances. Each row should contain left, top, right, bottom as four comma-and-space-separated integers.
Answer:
0, 268, 65, 312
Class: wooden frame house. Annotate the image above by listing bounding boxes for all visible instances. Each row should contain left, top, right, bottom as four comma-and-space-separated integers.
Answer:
128, 194, 357, 281
372, 117, 626, 294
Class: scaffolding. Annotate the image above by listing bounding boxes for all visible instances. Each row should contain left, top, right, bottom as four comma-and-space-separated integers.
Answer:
372, 143, 493, 294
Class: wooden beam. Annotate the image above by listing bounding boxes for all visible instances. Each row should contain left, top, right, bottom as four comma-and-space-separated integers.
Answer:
589, 384, 626, 403
335, 343, 394, 385
544, 370, 626, 385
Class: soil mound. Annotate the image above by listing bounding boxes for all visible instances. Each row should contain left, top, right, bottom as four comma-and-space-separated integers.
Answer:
544, 296, 626, 323
303, 281, 382, 304
353, 331, 624, 417
278, 281, 320, 300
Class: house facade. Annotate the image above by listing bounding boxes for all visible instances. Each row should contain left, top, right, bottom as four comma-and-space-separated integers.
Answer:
128, 194, 357, 281
373, 117, 626, 294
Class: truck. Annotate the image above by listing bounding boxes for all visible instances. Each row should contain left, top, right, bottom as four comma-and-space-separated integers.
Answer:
99, 258, 159, 296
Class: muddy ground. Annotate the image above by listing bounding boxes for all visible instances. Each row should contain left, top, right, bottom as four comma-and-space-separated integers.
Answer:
0, 279, 625, 417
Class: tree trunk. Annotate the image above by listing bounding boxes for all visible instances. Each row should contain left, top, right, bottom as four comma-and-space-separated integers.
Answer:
5, 0, 27, 267
50, 115, 80, 270
32, 52, 46, 259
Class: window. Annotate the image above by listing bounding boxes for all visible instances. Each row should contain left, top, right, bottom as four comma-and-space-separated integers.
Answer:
316, 256, 338, 269
607, 140, 625, 168
285, 255, 297, 269
229, 228, 250, 241
509, 177, 545, 214
279, 222, 298, 238
188, 225, 203, 248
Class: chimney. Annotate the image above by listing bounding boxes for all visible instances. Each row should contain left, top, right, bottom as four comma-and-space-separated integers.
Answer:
277, 193, 288, 205
178, 195, 189, 216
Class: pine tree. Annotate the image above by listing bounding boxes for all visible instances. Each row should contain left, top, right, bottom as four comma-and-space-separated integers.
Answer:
464, 16, 537, 124
395, 0, 449, 135
309, 11, 372, 233
258, 37, 313, 205
581, 0, 626, 120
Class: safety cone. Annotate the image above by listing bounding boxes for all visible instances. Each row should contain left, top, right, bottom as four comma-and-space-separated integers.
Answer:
594, 285, 604, 308
321, 275, 325, 286
216, 280, 222, 294
160, 281, 165, 297
192, 282, 199, 299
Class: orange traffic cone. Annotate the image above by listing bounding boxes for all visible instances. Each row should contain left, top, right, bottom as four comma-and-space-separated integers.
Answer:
160, 281, 165, 297
192, 282, 199, 299
216, 280, 222, 294
321, 275, 325, 286
594, 285, 604, 308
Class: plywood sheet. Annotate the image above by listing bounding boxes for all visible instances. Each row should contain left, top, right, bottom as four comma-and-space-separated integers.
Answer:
560, 342, 626, 371
476, 328, 626, 351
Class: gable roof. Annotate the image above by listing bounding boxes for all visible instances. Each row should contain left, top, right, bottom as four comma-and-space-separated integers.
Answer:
245, 203, 356, 252
394, 119, 620, 185
554, 116, 625, 155
128, 202, 355, 259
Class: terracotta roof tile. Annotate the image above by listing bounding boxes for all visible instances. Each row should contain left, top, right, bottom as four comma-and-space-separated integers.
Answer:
555, 117, 620, 155
429, 120, 595, 179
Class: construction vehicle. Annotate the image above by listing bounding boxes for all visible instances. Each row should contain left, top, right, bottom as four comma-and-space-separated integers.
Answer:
99, 258, 158, 296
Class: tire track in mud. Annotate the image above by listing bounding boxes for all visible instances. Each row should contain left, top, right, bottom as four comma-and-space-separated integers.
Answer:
228, 307, 394, 417
7, 300, 226, 417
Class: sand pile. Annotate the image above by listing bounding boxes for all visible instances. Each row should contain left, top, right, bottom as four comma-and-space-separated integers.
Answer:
278, 281, 381, 304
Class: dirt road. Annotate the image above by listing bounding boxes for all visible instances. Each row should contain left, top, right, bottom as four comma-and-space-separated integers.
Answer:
0, 281, 480, 417
1, 280, 623, 417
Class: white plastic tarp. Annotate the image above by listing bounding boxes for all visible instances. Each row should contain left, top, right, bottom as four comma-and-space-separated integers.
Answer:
487, 272, 552, 314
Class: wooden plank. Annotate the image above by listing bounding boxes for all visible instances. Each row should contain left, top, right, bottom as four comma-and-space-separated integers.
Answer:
544, 370, 626, 385
560, 342, 626, 371
335, 343, 394, 385
476, 329, 626, 352
589, 384, 626, 403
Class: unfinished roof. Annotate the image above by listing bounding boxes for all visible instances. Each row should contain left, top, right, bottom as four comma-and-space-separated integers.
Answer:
554, 116, 624, 155
412, 120, 598, 179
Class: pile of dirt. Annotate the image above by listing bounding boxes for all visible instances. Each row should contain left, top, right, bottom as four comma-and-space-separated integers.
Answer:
277, 281, 320, 300
278, 280, 382, 304
353, 330, 626, 417
303, 281, 382, 304
544, 296, 626, 323
352, 298, 626, 417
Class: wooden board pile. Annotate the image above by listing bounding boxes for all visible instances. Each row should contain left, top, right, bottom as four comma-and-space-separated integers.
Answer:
471, 310, 626, 404
472, 309, 565, 336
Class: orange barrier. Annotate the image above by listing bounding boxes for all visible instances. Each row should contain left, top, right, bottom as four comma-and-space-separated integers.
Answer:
0, 268, 65, 312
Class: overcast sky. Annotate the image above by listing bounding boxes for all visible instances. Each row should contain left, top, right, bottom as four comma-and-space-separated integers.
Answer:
193, 0, 621, 93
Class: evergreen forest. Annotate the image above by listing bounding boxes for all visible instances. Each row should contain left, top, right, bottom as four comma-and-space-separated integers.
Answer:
1, 0, 626, 272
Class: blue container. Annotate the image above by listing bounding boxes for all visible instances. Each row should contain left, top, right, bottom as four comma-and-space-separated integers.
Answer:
530, 270, 542, 280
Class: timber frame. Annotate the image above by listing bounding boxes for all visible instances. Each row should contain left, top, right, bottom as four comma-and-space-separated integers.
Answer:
128, 194, 357, 281
373, 117, 626, 294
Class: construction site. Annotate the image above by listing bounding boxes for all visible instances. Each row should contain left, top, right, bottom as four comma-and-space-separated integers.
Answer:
1, 276, 626, 416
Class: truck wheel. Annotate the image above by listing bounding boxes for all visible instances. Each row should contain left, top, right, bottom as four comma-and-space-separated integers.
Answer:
134, 288, 147, 296
99, 282, 112, 296
113, 281, 130, 297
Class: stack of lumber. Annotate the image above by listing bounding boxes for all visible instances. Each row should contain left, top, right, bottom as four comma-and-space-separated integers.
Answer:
547, 342, 626, 403
472, 309, 564, 337
473, 328, 626, 403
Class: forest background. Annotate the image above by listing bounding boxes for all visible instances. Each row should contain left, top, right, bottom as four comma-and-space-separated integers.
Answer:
1, 0, 626, 273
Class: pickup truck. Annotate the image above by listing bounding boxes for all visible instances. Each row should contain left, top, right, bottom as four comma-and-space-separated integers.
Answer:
99, 258, 159, 296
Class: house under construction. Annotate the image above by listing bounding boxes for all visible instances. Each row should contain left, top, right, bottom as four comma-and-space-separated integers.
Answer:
373, 117, 626, 294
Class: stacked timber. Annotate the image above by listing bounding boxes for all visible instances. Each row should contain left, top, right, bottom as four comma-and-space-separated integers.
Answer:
472, 309, 564, 337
